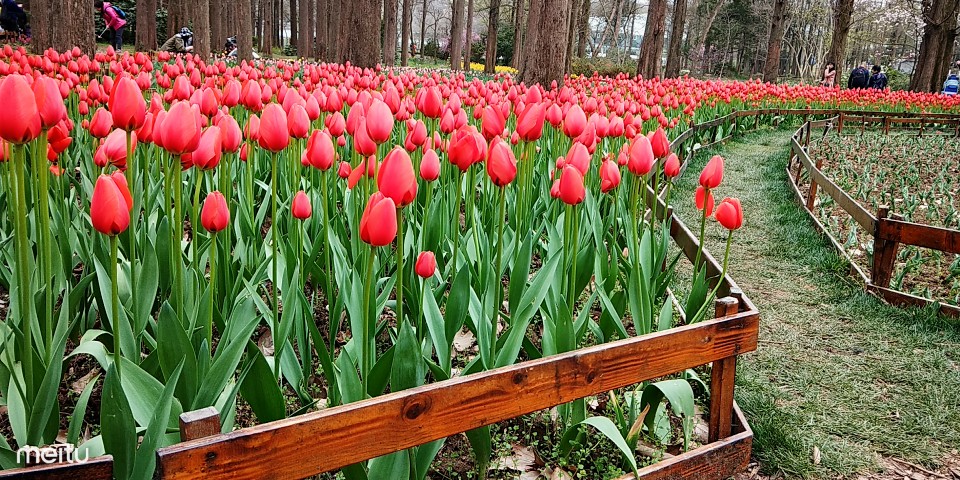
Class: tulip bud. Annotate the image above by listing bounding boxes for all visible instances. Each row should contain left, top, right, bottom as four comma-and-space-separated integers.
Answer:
359, 192, 397, 246
201, 191, 230, 232
292, 190, 312, 220
90, 174, 131, 236
715, 197, 743, 230
415, 251, 437, 278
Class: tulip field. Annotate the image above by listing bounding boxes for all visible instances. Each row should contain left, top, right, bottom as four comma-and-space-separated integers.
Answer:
809, 131, 960, 306
1, 45, 960, 479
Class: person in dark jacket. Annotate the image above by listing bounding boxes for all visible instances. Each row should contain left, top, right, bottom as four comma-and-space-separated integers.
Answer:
868, 65, 888, 90
847, 63, 870, 89
0, 0, 29, 37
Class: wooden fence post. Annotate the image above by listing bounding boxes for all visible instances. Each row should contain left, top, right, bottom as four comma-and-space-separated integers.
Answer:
804, 120, 812, 147
179, 407, 221, 442
838, 112, 844, 133
805, 145, 823, 211
883, 116, 890, 135
708, 296, 740, 443
870, 206, 900, 288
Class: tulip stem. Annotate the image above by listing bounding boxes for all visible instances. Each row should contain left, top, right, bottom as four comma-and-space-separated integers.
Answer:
12, 144, 34, 397
694, 188, 709, 269
173, 155, 184, 318
209, 231, 217, 355
36, 131, 53, 349
569, 206, 579, 315
495, 188, 505, 327
110, 234, 121, 380
690, 231, 733, 323
361, 249, 376, 392
451, 170, 464, 275
126, 130, 138, 344
322, 171, 336, 352
271, 152, 281, 378
192, 169, 205, 267
396, 209, 405, 328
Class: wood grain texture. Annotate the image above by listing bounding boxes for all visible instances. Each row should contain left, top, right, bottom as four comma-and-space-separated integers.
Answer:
615, 403, 752, 480
180, 407, 222, 442
0, 455, 113, 480
794, 142, 877, 231
156, 314, 759, 480
877, 218, 960, 255
867, 285, 960, 317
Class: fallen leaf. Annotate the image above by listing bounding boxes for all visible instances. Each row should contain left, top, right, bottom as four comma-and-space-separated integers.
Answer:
453, 328, 476, 353
490, 444, 537, 473
258, 330, 274, 356
813, 445, 821, 465
70, 367, 101, 394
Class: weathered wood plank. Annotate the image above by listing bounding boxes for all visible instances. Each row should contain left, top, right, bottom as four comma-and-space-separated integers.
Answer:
867, 285, 960, 317
0, 455, 113, 480
156, 313, 759, 480
615, 403, 752, 480
878, 218, 960, 255
179, 407, 222, 442
794, 143, 877, 232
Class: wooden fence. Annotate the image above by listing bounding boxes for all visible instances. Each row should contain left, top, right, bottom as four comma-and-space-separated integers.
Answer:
786, 119, 960, 317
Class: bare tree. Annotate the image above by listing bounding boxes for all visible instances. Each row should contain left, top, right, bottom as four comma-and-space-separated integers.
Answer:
825, 0, 855, 69
577, 0, 590, 57
136, 0, 159, 51
521, 0, 570, 85
401, 0, 414, 64
450, 0, 466, 69
664, 0, 688, 77
910, 0, 960, 91
299, 0, 313, 57
384, 0, 399, 65
463, 0, 475, 68
190, 0, 212, 58
420, 0, 430, 56
485, 0, 502, 72
637, 0, 668, 77
512, 0, 525, 68
763, 0, 788, 81
240, 0, 255, 59
342, 0, 384, 66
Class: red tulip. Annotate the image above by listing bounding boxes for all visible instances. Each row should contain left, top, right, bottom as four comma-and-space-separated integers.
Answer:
516, 102, 546, 142
627, 134, 655, 176
48, 122, 73, 154
33, 76, 67, 130
99, 129, 137, 169
365, 99, 394, 144
89, 108, 114, 138
90, 174, 131, 235
486, 138, 517, 187
417, 86, 443, 118
481, 105, 505, 141
649, 127, 670, 158
663, 153, 680, 178
699, 155, 724, 189
558, 165, 585, 206
337, 161, 352, 178
110, 171, 134, 211
258, 104, 290, 152
325, 111, 346, 137
415, 251, 437, 278
305, 130, 336, 170
448, 127, 486, 171
600, 159, 621, 193
287, 104, 310, 139
244, 114, 260, 142
565, 142, 591, 175
378, 147, 417, 207
192, 126, 223, 170
161, 101, 202, 155
109, 76, 146, 131
0, 75, 41, 144
359, 192, 398, 246
217, 115, 242, 153
291, 190, 312, 220
715, 197, 743, 230
404, 119, 428, 151
695, 186, 715, 216
201, 191, 230, 233
420, 148, 440, 181
563, 104, 587, 138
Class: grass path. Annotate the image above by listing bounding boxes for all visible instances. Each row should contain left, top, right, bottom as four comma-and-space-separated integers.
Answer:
670, 129, 960, 478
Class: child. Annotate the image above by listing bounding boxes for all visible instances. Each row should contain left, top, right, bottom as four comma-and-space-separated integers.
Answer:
95, 1, 126, 51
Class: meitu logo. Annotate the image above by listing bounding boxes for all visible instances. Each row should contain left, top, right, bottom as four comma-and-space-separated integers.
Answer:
15, 444, 90, 465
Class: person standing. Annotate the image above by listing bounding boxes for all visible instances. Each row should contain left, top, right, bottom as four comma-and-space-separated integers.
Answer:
847, 63, 870, 89
0, 0, 29, 37
94, 1, 126, 51
820, 62, 837, 87
868, 65, 888, 90
943, 70, 959, 96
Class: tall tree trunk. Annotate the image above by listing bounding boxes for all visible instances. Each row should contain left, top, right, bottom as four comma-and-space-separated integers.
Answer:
576, 0, 589, 57
485, 0, 502, 72
520, 0, 569, 85
210, 1, 223, 53
342, 0, 383, 66
239, 0, 255, 59
419, 0, 428, 56
911, 0, 960, 91
401, 0, 413, 64
463, 0, 475, 69
291, 0, 299, 51
694, 0, 725, 70
190, 0, 211, 58
168, 0, 185, 37
762, 0, 788, 82
299, 0, 312, 57
384, 0, 398, 65
664, 0, 687, 77
450, 0, 465, 69
637, 0, 667, 77
136, 0, 158, 50
934, 12, 958, 84
564, 0, 581, 71
262, 0, 274, 56
825, 0, 854, 69
511, 0, 525, 68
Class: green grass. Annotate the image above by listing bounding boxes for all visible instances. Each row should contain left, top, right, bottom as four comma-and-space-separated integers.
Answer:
670, 129, 960, 478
